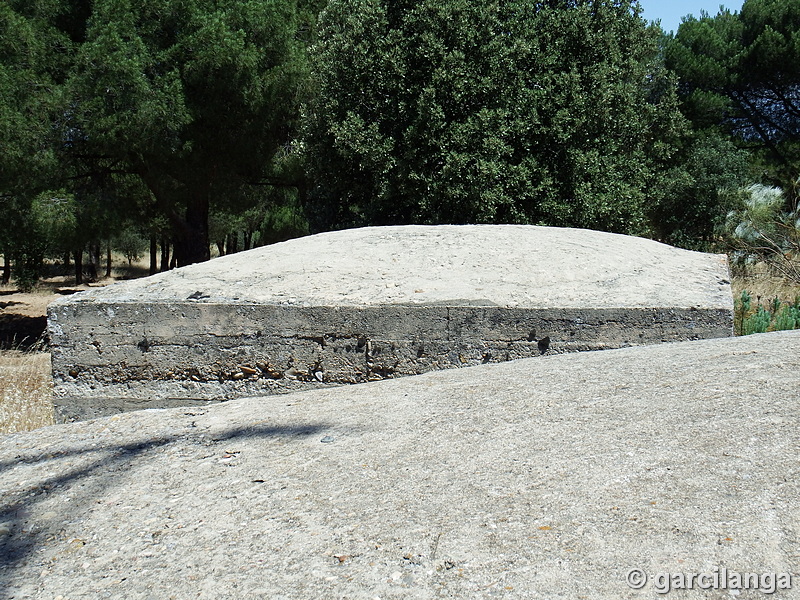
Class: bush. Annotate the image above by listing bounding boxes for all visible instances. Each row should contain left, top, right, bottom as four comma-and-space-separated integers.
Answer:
114, 226, 147, 265
725, 182, 800, 282
734, 290, 800, 335
305, 0, 685, 233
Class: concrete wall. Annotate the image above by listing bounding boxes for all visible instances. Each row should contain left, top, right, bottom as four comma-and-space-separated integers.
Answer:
47, 225, 735, 422
49, 301, 733, 422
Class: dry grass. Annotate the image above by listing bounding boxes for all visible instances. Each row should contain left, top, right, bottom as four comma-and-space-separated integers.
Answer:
731, 262, 800, 306
0, 255, 152, 435
0, 349, 54, 434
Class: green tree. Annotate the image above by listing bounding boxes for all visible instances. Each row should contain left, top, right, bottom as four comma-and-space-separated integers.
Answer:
303, 0, 687, 234
650, 131, 751, 249
60, 0, 310, 265
1, 0, 310, 269
210, 183, 309, 256
666, 0, 800, 207
0, 2, 64, 196
0, 1, 66, 285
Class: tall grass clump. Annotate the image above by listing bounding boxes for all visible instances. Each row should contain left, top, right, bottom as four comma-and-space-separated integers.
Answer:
0, 346, 54, 433
734, 290, 800, 336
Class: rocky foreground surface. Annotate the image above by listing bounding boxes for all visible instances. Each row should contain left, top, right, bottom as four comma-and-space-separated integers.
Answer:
1, 331, 799, 599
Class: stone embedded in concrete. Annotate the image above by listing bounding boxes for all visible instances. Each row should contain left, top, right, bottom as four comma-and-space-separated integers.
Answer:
48, 225, 734, 421
2, 331, 799, 598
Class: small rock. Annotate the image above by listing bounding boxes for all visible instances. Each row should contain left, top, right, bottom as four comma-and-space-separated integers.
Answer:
285, 367, 303, 380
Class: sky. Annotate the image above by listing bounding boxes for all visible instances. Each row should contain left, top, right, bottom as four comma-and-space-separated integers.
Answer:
638, 0, 745, 34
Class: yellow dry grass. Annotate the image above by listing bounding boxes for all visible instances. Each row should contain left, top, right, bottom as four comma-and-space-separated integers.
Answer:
732, 263, 800, 306
0, 350, 54, 434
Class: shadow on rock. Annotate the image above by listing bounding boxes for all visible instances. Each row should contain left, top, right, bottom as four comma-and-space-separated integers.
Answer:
0, 420, 328, 581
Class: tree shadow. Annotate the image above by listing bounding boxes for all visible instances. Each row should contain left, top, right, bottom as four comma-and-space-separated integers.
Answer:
0, 420, 328, 584
0, 314, 48, 349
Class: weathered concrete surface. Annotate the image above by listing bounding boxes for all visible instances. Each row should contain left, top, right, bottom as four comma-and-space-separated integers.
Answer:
48, 225, 734, 421
1, 331, 798, 599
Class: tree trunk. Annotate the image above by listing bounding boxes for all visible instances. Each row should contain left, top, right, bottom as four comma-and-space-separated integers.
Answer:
149, 236, 158, 275
226, 232, 238, 255
1, 254, 10, 285
106, 242, 112, 278
160, 239, 170, 272
74, 249, 83, 285
216, 240, 225, 257
139, 167, 211, 268
172, 194, 210, 267
87, 244, 98, 281
62, 251, 71, 272
243, 231, 252, 251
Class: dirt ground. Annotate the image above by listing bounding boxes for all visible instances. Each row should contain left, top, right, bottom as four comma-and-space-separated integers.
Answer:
0, 278, 103, 349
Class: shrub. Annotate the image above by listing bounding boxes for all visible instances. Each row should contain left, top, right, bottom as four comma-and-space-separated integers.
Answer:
726, 183, 800, 283
735, 290, 800, 335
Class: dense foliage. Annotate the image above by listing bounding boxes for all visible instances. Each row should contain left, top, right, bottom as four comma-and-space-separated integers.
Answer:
0, 1, 64, 286
69, 0, 309, 265
663, 0, 800, 262
2, 0, 309, 270
1, 0, 799, 286
304, 0, 685, 235
666, 0, 800, 206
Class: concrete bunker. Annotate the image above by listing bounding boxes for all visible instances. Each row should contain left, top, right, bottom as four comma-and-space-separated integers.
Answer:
48, 225, 734, 422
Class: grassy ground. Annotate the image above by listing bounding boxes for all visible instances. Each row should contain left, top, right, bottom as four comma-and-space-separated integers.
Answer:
0, 282, 58, 434
0, 349, 53, 434
732, 268, 800, 307
0, 256, 151, 434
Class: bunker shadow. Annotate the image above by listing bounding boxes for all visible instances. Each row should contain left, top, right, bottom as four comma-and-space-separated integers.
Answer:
0, 421, 328, 590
